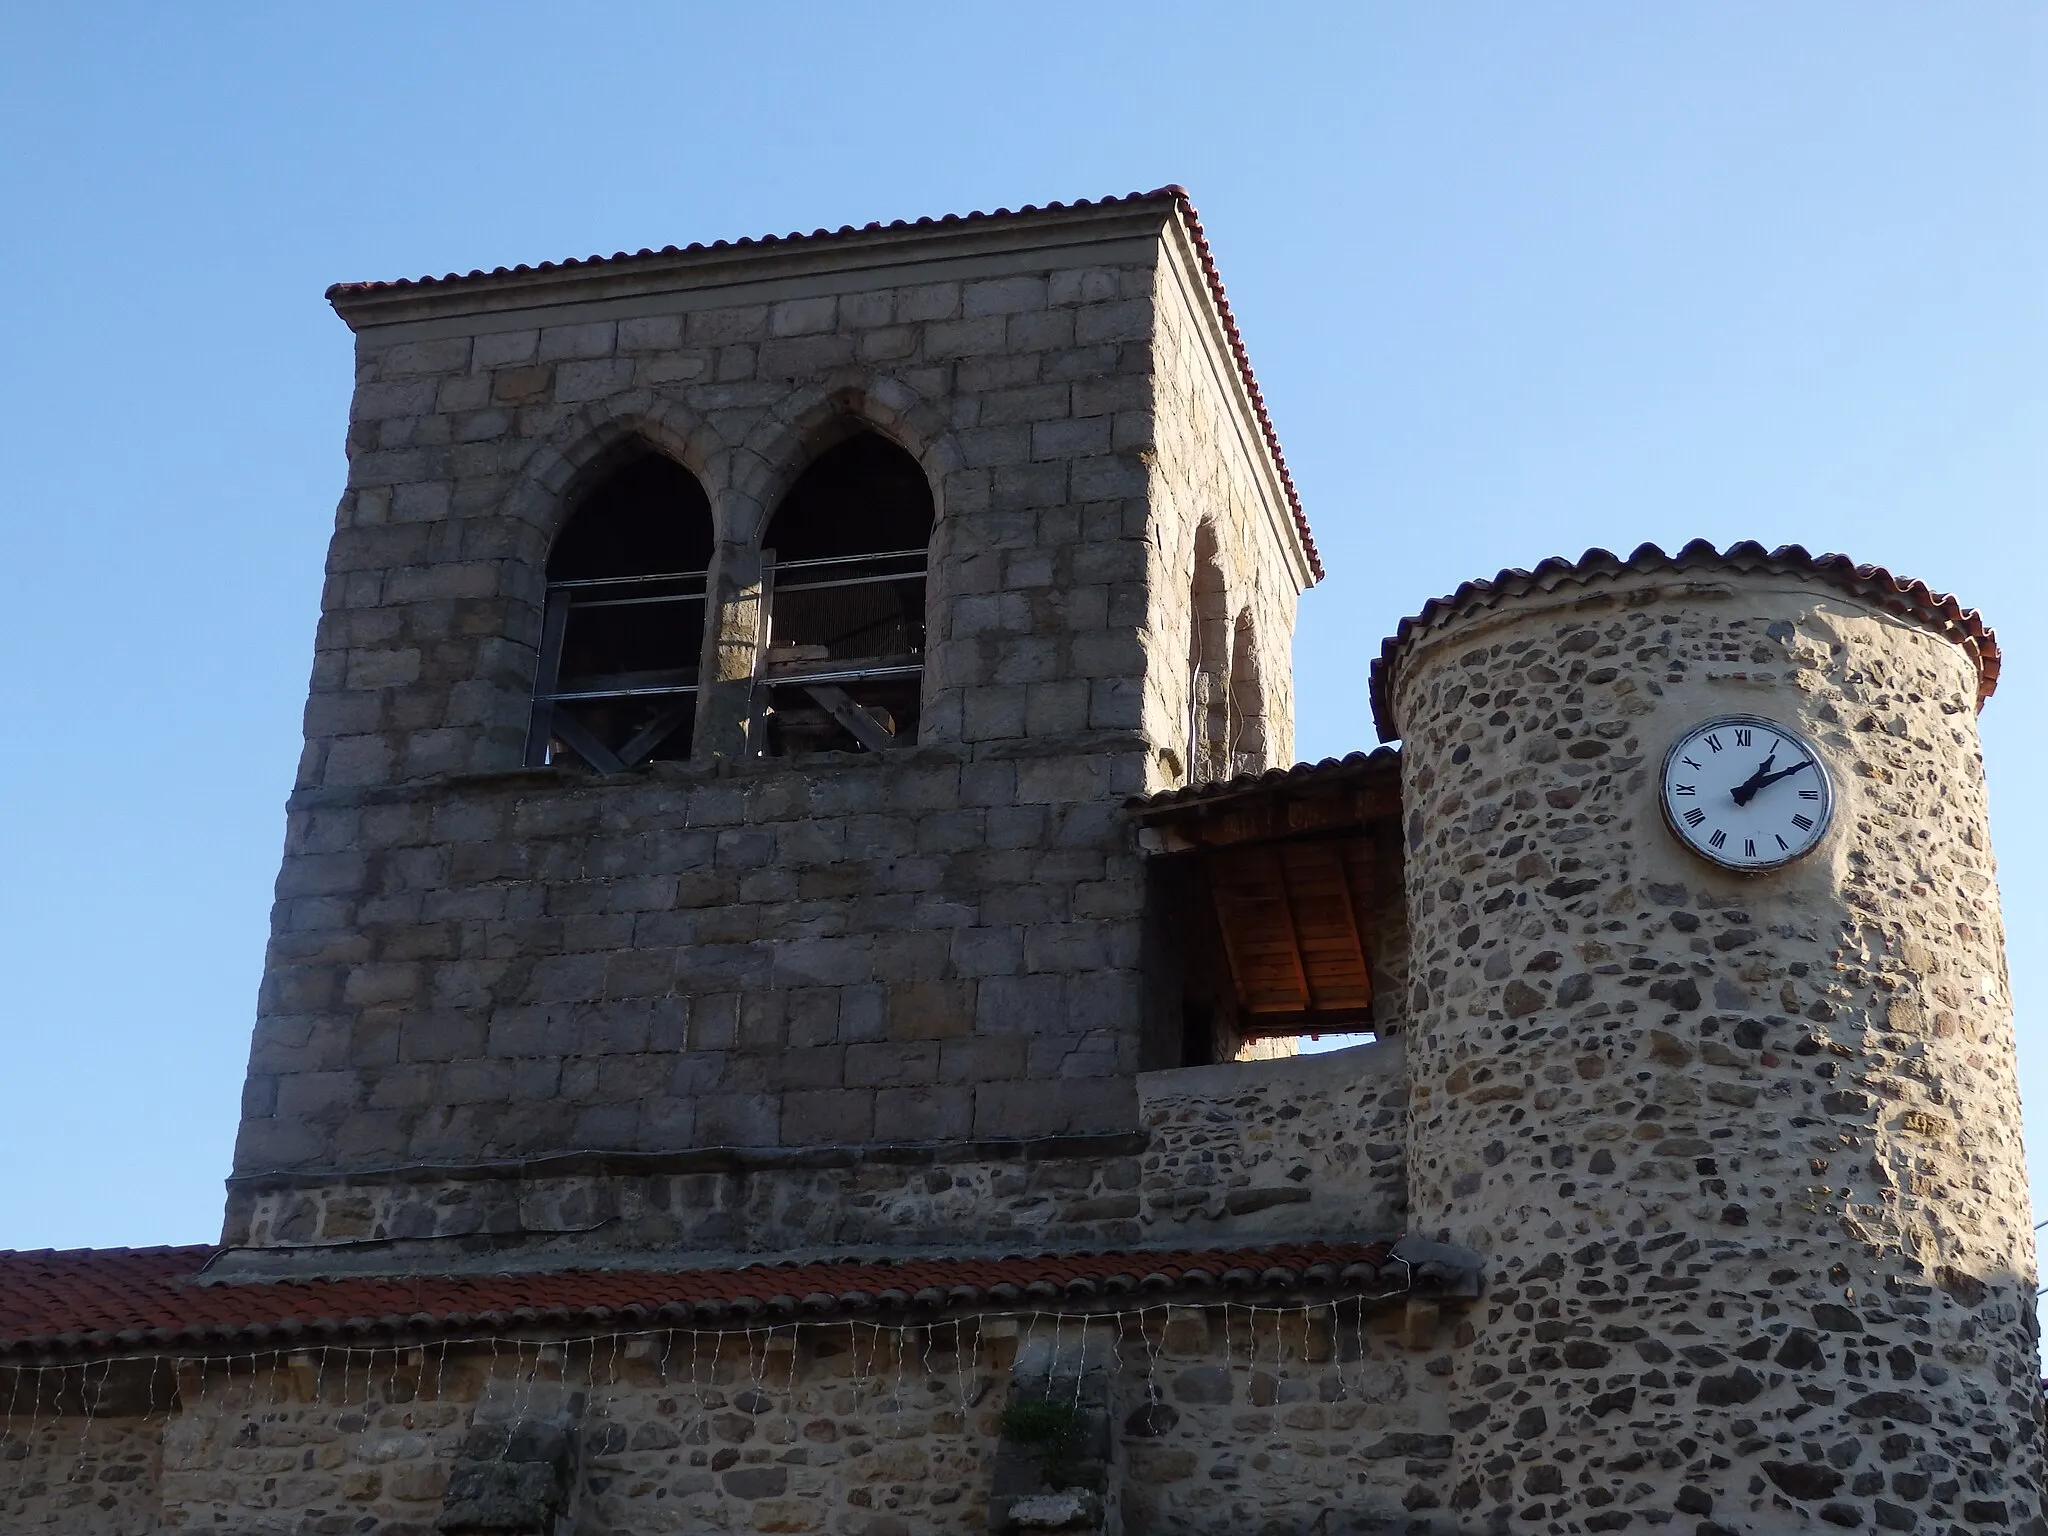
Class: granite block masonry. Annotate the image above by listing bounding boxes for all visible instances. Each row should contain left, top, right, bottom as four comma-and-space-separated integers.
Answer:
222, 192, 1314, 1269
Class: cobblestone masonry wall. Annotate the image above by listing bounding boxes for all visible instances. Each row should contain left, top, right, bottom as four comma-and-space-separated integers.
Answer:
0, 1307, 1461, 1535
0, 1415, 160, 1535
1388, 571, 2043, 1532
1136, 1040, 1409, 1247
232, 205, 1310, 1260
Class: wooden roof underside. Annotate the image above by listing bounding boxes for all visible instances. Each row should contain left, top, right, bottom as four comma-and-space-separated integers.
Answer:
1211, 837, 1378, 1030
1129, 753, 1403, 1033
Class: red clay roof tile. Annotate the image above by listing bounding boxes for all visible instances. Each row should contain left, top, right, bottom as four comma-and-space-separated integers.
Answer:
325, 188, 1321, 583
0, 1241, 1403, 1359
1371, 539, 1999, 741
1127, 748, 1401, 816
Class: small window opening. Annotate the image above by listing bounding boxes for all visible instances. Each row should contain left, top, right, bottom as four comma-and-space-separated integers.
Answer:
526, 452, 714, 770
755, 433, 934, 756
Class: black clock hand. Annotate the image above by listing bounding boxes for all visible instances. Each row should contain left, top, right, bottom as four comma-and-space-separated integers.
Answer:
1747, 758, 1814, 796
1728, 751, 1778, 806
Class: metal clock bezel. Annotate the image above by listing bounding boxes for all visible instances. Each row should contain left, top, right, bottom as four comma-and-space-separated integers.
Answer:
1658, 712, 1835, 873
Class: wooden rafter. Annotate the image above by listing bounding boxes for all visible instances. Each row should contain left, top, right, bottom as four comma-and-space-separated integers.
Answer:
1207, 836, 1377, 1026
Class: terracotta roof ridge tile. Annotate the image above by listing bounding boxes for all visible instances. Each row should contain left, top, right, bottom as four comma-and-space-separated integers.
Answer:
1369, 539, 1998, 740
324, 188, 1320, 584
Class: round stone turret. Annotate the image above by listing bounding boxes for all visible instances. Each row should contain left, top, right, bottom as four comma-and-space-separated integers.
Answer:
1376, 541, 2041, 1531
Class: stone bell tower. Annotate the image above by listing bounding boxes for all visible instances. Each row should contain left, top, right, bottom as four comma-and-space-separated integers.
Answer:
1376, 541, 2041, 1531
220, 190, 1318, 1274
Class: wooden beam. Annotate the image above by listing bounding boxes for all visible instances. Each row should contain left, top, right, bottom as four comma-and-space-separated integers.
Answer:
1128, 757, 1402, 848
523, 590, 571, 767
1270, 847, 1315, 1012
803, 683, 897, 753
549, 711, 627, 775
615, 698, 695, 767
747, 547, 777, 757
1314, 842, 1374, 1012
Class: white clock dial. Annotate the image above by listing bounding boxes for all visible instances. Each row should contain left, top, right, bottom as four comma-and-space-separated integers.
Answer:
1659, 713, 1833, 871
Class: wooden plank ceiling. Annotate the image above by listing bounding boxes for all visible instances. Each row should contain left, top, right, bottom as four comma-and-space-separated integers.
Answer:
1209, 837, 1376, 1031
1128, 752, 1401, 1035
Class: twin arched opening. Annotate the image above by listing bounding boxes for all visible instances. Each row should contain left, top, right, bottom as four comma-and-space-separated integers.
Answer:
525, 430, 934, 769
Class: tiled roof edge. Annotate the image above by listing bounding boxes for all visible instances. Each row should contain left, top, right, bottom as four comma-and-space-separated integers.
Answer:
1127, 748, 1400, 816
1163, 191, 1322, 582
323, 188, 1321, 584
0, 1241, 1458, 1361
1369, 539, 1999, 742
325, 190, 1178, 301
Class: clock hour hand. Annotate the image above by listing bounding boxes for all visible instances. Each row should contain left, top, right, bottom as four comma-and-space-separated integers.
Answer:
1728, 751, 1778, 806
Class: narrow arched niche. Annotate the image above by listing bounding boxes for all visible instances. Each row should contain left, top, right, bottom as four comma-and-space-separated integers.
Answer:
525, 449, 714, 769
1229, 608, 1267, 777
1186, 523, 1233, 785
755, 432, 935, 755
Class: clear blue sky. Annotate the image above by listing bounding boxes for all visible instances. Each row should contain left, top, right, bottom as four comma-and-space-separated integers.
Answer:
0, 4, 2041, 1252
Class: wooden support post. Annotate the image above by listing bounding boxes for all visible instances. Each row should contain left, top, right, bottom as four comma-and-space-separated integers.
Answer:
523, 589, 571, 767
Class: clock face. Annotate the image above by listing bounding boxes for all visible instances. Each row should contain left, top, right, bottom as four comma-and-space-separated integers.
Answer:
1659, 713, 1834, 871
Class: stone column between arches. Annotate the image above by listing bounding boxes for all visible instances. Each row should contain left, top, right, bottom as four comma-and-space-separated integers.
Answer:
1389, 575, 2041, 1532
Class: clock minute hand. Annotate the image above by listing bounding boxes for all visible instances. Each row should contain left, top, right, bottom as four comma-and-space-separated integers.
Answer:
1748, 758, 1814, 796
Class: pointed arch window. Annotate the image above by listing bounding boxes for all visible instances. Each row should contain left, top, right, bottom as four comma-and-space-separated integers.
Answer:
754, 433, 934, 756
525, 451, 714, 770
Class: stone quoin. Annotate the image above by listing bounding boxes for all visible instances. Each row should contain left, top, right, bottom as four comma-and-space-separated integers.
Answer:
1, 192, 2038, 1535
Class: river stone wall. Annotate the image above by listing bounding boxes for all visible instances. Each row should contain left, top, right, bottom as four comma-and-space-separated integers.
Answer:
1137, 1039, 1409, 1246
0, 1415, 160, 1536
1387, 566, 2042, 1532
0, 1305, 1464, 1536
